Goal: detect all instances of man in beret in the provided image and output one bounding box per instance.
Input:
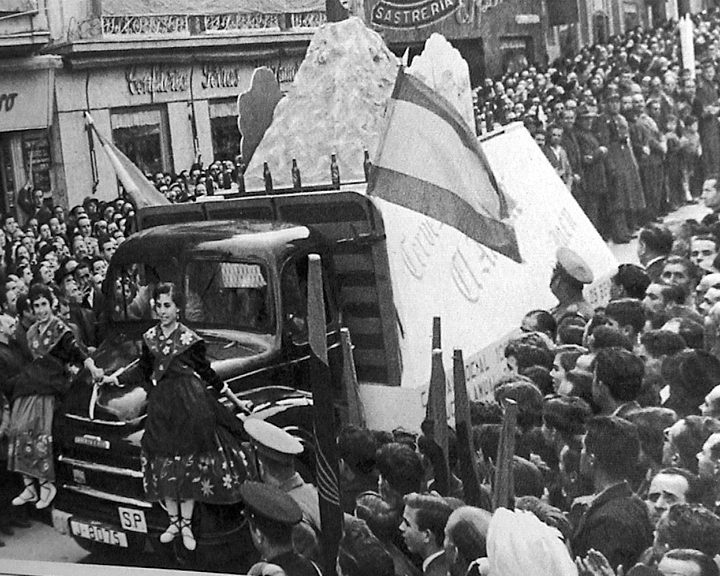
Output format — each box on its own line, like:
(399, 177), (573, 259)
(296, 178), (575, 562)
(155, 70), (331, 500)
(550, 247), (595, 322)
(241, 482), (321, 576)
(244, 419), (321, 562)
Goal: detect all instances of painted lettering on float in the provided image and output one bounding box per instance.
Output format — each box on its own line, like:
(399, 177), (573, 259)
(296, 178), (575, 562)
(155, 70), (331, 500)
(371, 0), (457, 29)
(0, 93), (18, 113)
(399, 218), (442, 279)
(451, 240), (499, 302)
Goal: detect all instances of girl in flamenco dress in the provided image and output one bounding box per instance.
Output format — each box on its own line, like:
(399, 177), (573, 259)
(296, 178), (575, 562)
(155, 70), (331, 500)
(105, 281), (246, 550)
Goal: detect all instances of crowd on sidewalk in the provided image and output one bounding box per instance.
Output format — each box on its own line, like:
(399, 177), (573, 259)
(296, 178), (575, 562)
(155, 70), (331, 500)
(223, 212), (720, 576)
(474, 10), (720, 246)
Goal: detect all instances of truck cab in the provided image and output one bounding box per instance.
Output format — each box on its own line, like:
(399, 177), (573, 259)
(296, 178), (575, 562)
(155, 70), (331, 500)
(52, 217), (343, 569)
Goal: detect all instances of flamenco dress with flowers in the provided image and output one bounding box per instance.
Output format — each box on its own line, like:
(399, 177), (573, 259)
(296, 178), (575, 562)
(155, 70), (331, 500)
(119, 323), (246, 503)
(7, 317), (87, 482)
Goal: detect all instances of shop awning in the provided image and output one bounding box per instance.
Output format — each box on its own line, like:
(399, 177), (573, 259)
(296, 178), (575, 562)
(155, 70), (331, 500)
(101, 0), (324, 15)
(0, 68), (54, 133)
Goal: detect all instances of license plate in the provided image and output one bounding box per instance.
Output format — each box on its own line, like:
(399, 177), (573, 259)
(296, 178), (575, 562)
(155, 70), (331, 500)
(118, 507), (147, 533)
(74, 435), (110, 450)
(70, 519), (128, 547)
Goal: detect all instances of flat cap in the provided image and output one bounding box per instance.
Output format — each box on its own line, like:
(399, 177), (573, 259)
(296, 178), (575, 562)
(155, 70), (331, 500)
(240, 482), (302, 526)
(556, 247), (594, 284)
(244, 418), (303, 464)
(576, 104), (598, 118)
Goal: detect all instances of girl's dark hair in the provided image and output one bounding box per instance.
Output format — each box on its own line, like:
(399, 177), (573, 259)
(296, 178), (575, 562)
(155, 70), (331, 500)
(153, 281), (183, 309)
(28, 282), (54, 305)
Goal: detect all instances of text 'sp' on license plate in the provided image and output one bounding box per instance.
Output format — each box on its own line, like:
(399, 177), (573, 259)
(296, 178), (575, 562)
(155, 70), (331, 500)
(70, 519), (128, 547)
(118, 507), (147, 533)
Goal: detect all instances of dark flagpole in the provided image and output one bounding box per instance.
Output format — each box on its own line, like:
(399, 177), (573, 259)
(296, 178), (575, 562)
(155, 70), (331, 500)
(425, 317), (449, 490)
(307, 254), (342, 576)
(492, 398), (517, 511)
(453, 349), (490, 509)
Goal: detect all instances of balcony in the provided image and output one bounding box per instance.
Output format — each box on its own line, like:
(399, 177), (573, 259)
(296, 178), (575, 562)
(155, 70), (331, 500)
(59, 0), (324, 44)
(98, 11), (327, 37)
(0, 0), (51, 55)
(52, 0), (326, 66)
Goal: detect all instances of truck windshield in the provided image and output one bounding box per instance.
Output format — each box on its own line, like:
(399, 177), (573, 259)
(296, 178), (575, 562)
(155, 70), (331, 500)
(110, 258), (272, 333)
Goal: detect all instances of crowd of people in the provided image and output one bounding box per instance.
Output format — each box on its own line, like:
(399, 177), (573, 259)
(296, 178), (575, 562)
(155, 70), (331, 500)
(230, 211), (720, 576)
(0, 192), (135, 541)
(5, 9), (720, 576)
(474, 10), (720, 246)
(144, 157), (246, 202)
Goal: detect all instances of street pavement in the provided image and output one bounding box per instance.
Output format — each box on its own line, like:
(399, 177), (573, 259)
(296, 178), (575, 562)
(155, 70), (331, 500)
(609, 200), (710, 264)
(0, 511), (86, 564)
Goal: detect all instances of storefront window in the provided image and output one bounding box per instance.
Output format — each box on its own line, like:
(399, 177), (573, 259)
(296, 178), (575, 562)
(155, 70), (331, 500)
(0, 138), (16, 215)
(623, 1), (639, 30)
(22, 131), (52, 192)
(500, 37), (531, 75)
(209, 100), (241, 163)
(111, 107), (172, 176)
(593, 12), (609, 43)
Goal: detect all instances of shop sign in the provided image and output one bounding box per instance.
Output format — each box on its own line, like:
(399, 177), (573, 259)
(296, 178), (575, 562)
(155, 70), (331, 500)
(515, 13), (540, 23)
(201, 59), (301, 91)
(371, 0), (458, 29)
(0, 69), (53, 132)
(500, 38), (527, 49)
(126, 65), (190, 96)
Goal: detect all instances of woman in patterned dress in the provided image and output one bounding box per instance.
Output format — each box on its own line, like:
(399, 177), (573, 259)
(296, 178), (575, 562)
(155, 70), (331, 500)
(105, 281), (246, 551)
(7, 283), (105, 509)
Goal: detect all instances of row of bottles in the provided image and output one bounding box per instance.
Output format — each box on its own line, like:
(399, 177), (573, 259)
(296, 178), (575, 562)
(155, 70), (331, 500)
(260, 151), (373, 193)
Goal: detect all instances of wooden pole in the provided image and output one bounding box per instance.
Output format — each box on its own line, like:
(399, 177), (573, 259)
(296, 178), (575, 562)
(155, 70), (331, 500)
(307, 254), (341, 576)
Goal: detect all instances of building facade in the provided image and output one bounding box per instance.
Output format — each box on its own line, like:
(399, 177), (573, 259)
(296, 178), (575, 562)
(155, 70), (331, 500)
(546, 0), (653, 64)
(0, 0), (56, 217)
(361, 0), (546, 80)
(1, 0), (323, 211)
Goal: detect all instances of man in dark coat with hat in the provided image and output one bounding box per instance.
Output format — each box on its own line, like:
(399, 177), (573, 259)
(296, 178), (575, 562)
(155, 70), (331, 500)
(576, 104), (609, 235)
(244, 419), (322, 563)
(241, 482), (322, 576)
(594, 87), (646, 243)
(694, 59), (720, 180)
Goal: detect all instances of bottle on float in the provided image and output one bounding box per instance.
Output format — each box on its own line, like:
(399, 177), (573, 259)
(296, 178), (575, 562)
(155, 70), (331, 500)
(330, 154), (340, 189)
(291, 159), (302, 191)
(263, 162), (273, 193)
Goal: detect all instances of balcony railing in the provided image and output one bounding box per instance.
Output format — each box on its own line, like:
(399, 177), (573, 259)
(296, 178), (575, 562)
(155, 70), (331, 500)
(63, 11), (326, 42)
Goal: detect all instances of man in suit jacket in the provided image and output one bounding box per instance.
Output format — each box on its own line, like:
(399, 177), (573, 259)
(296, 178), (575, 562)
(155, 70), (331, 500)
(400, 493), (452, 576)
(638, 224), (673, 283)
(571, 416), (653, 571)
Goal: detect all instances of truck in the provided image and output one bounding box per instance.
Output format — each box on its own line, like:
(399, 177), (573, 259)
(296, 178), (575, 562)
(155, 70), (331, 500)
(51, 188), (402, 569)
(51, 123), (618, 569)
